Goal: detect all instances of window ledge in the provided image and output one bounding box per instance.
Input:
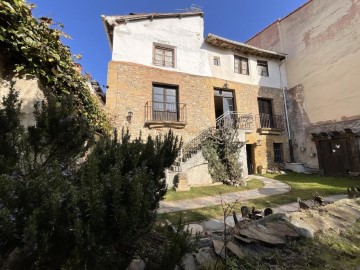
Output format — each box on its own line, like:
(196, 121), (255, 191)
(145, 121), (187, 129)
(257, 128), (283, 135)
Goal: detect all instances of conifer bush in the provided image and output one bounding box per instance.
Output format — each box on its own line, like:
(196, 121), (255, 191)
(0, 90), (187, 269)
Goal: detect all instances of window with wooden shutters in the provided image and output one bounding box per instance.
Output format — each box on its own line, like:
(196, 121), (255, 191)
(257, 60), (269, 76)
(153, 45), (175, 67)
(234, 56), (249, 75)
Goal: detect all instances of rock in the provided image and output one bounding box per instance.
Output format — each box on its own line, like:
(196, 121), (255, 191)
(257, 213), (287, 223)
(198, 238), (213, 248)
(288, 218), (315, 238)
(234, 234), (253, 243)
(263, 222), (300, 239)
(202, 219), (225, 231)
(226, 241), (245, 258)
(185, 223), (204, 235)
(194, 247), (216, 265)
(325, 207), (357, 223)
(238, 225), (285, 245)
(212, 240), (225, 258)
(180, 254), (196, 270)
(127, 259), (145, 270)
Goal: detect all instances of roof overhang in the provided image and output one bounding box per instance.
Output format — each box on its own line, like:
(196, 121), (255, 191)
(101, 12), (204, 51)
(205, 33), (286, 61)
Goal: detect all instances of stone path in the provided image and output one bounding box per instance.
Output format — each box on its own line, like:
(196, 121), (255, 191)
(159, 175), (290, 214)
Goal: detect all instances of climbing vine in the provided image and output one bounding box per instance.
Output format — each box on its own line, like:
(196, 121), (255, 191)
(0, 0), (109, 132)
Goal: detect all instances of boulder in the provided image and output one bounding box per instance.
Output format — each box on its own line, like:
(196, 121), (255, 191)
(212, 240), (225, 258)
(180, 254), (196, 270)
(226, 241), (245, 258)
(184, 223), (204, 235)
(238, 225), (285, 245)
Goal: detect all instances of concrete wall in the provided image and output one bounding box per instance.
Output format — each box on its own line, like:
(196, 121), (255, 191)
(111, 15), (284, 89)
(247, 0), (360, 169)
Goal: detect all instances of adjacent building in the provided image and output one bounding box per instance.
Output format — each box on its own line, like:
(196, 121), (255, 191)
(102, 12), (290, 185)
(247, 0), (360, 175)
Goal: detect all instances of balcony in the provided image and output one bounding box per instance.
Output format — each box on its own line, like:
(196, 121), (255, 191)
(216, 112), (254, 133)
(256, 113), (284, 135)
(144, 101), (187, 129)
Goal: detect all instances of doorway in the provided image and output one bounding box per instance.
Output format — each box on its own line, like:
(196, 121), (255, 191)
(214, 89), (235, 119)
(246, 144), (254, 175)
(318, 138), (352, 175)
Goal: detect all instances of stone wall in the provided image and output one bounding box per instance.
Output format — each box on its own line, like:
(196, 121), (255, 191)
(0, 55), (44, 127)
(106, 61), (290, 172)
(285, 84), (319, 168)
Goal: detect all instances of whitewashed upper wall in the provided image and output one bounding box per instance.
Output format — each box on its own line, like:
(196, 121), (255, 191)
(111, 16), (284, 89)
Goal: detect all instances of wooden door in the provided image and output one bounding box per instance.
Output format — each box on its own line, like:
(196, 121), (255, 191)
(319, 138), (351, 175)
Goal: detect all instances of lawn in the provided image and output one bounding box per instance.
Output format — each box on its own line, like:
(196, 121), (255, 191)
(164, 178), (263, 201)
(159, 172), (360, 224)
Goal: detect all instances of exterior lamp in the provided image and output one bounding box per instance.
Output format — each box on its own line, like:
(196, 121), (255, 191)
(126, 111), (133, 123)
(256, 139), (262, 146)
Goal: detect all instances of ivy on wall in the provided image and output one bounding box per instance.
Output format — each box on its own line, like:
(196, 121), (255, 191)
(0, 0), (109, 133)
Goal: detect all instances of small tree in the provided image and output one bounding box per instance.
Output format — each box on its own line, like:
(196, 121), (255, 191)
(202, 124), (246, 186)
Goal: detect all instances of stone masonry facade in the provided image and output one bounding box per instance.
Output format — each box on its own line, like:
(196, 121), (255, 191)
(106, 61), (290, 174)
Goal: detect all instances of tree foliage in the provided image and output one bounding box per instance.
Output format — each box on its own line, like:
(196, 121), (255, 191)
(0, 0), (109, 132)
(202, 125), (245, 186)
(0, 90), (186, 269)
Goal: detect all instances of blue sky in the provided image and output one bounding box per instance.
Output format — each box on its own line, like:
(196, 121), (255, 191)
(29, 0), (308, 91)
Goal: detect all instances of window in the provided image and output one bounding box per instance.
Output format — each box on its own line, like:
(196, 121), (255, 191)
(153, 45), (175, 67)
(152, 84), (178, 121)
(273, 143), (283, 163)
(257, 60), (269, 76)
(214, 56), (220, 66)
(258, 98), (274, 128)
(234, 56), (249, 75)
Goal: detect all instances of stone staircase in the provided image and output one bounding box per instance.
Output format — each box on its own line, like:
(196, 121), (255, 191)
(167, 112), (254, 188)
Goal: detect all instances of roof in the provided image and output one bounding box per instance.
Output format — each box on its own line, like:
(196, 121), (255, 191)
(101, 11), (204, 50)
(205, 34), (286, 60)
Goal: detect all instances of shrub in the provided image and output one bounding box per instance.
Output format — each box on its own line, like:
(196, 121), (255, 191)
(0, 90), (186, 269)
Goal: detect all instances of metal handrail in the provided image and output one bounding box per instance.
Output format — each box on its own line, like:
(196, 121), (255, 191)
(177, 111), (253, 168)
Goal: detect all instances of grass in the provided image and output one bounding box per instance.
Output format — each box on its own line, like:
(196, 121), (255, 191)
(159, 172), (360, 224)
(164, 178), (263, 201)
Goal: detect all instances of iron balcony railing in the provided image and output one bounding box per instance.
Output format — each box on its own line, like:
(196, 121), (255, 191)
(144, 101), (187, 122)
(216, 111), (254, 131)
(256, 113), (284, 130)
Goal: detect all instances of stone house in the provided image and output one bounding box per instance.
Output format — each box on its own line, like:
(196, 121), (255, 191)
(102, 12), (290, 186)
(247, 0), (360, 175)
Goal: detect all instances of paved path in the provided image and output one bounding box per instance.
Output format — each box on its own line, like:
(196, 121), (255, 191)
(159, 175), (290, 213)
